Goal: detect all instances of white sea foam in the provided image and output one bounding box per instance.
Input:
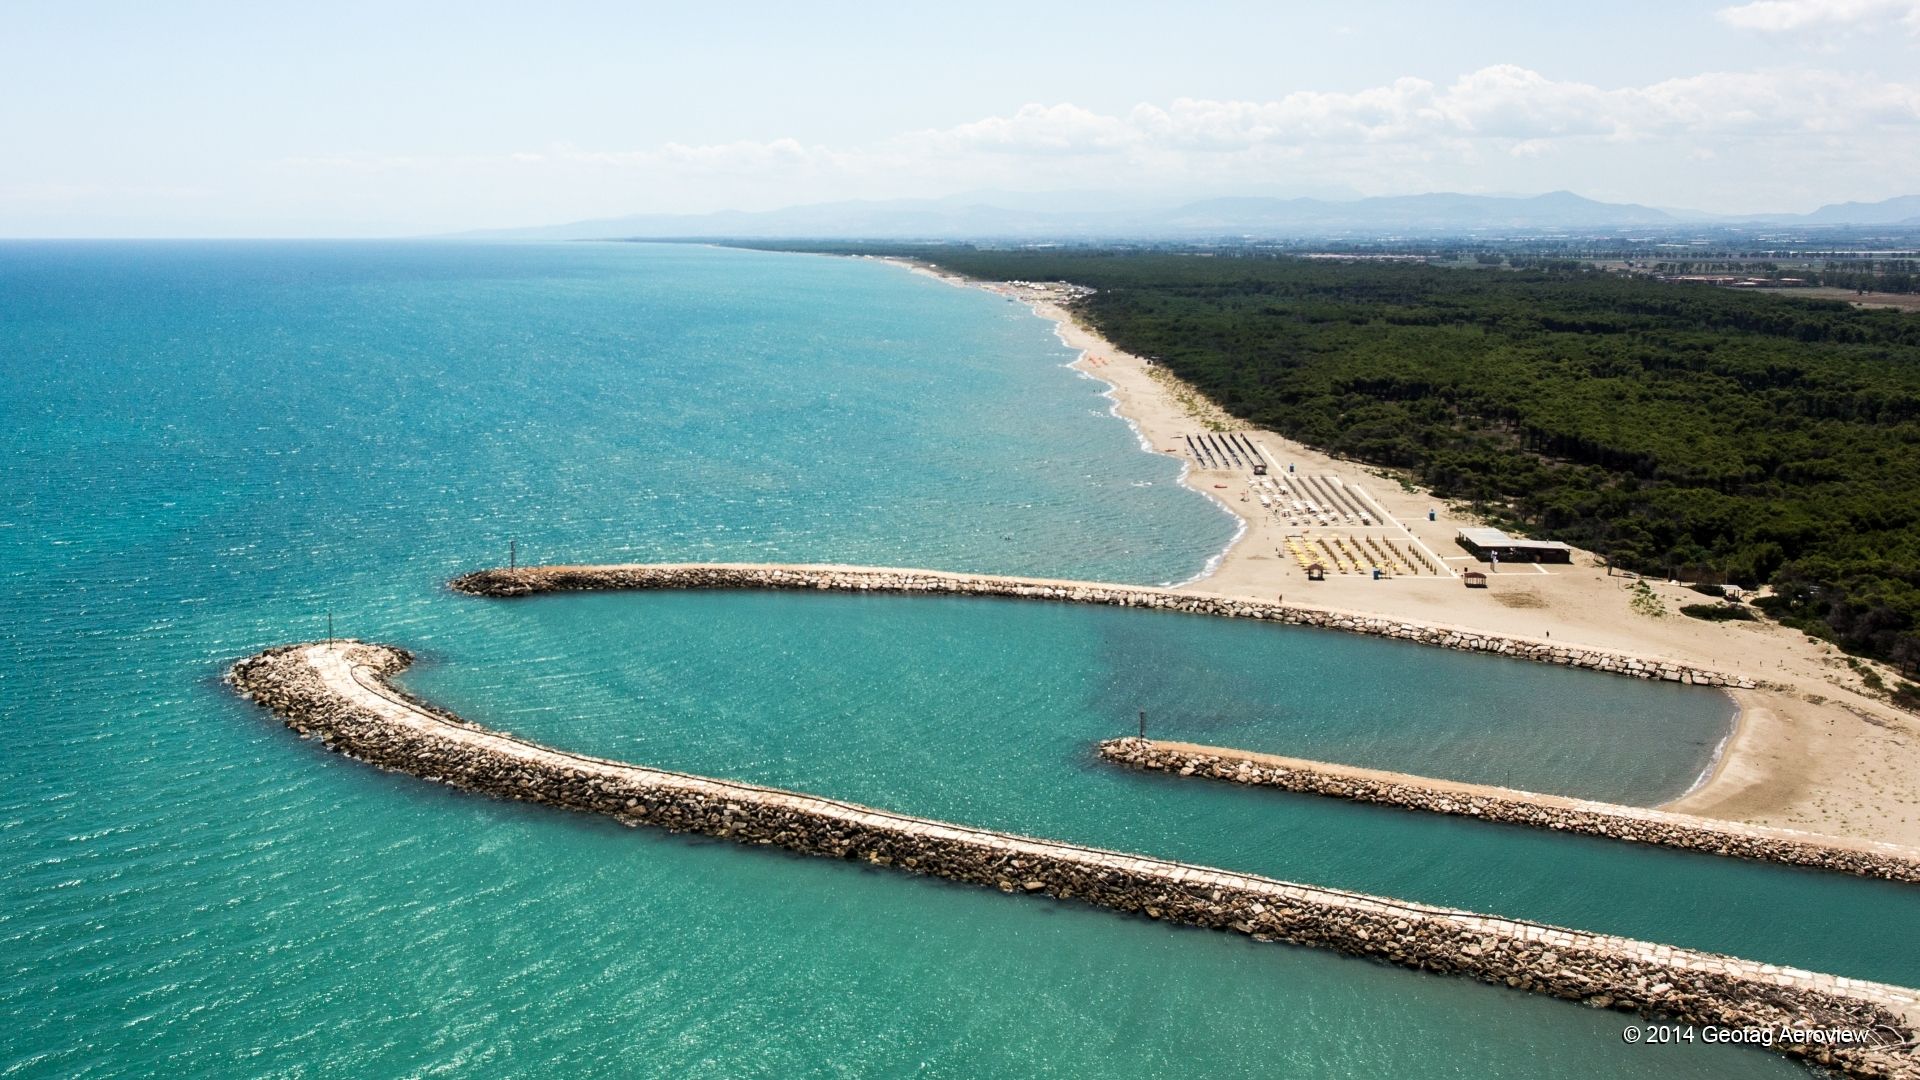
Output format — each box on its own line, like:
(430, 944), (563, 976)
(1037, 304), (1246, 588)
(1676, 693), (1744, 803)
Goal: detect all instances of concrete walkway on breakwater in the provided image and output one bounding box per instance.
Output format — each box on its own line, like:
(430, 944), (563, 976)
(232, 641), (1919, 1078)
(449, 563), (1767, 691)
(1098, 739), (1920, 884)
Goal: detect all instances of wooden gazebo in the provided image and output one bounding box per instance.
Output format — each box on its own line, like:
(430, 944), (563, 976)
(1306, 563), (1327, 581)
(1463, 570), (1488, 588)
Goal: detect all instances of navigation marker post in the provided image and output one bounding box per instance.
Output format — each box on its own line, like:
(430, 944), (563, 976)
(509, 538), (517, 571)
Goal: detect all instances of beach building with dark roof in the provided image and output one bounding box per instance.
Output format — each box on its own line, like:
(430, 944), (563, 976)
(1455, 527), (1573, 564)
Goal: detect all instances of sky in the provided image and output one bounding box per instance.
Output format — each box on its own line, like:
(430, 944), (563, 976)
(3, 0), (1919, 236)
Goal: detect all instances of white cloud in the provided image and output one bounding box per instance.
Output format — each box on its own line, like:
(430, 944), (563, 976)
(260, 65), (1920, 221)
(1716, 0), (1920, 32)
(884, 65), (1920, 157)
(925, 104), (1137, 154)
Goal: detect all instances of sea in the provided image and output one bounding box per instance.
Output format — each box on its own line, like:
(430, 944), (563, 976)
(2, 240), (1910, 1078)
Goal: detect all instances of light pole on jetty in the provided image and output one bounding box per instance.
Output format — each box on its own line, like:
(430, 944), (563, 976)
(326, 611), (333, 651)
(1138, 710), (1147, 740)
(509, 538), (516, 571)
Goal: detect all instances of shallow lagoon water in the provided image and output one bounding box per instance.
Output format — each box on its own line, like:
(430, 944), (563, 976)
(1, 241), (1896, 1077)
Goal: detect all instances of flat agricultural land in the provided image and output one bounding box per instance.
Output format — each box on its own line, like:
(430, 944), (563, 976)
(1753, 286), (1920, 312)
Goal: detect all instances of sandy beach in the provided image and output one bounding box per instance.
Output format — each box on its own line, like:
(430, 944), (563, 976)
(883, 259), (1920, 847)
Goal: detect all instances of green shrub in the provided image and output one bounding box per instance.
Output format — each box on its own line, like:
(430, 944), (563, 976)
(1680, 603), (1757, 622)
(1895, 682), (1920, 712)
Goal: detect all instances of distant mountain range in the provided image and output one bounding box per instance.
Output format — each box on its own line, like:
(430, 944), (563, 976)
(460, 191), (1920, 241)
(1781, 194), (1920, 226)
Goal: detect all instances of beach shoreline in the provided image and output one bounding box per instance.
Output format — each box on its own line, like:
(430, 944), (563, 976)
(1679, 694), (1744, 802)
(867, 255), (1919, 848)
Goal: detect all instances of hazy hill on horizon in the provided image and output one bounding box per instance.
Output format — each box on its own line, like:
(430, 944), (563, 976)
(1786, 194), (1920, 226)
(459, 191), (1920, 241)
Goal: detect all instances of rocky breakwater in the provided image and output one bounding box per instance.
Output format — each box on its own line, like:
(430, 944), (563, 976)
(1100, 739), (1920, 885)
(449, 563), (1765, 690)
(231, 640), (1918, 1077)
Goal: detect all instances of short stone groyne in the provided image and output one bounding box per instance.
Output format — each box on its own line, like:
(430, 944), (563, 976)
(1099, 739), (1920, 885)
(231, 640), (1917, 1078)
(450, 563), (1766, 690)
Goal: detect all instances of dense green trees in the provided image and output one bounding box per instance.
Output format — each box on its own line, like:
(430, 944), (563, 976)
(913, 250), (1920, 673)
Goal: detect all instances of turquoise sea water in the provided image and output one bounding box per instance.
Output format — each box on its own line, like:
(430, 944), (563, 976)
(1, 241), (1905, 1078)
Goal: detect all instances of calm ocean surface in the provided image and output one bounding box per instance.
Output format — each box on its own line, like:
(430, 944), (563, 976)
(2, 241), (1906, 1077)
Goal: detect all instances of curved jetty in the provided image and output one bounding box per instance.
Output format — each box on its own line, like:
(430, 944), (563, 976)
(1098, 739), (1920, 884)
(231, 640), (1918, 1077)
(450, 563), (1766, 689)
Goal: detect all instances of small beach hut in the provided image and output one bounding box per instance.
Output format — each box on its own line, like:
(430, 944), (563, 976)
(1463, 570), (1488, 588)
(1306, 563), (1327, 581)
